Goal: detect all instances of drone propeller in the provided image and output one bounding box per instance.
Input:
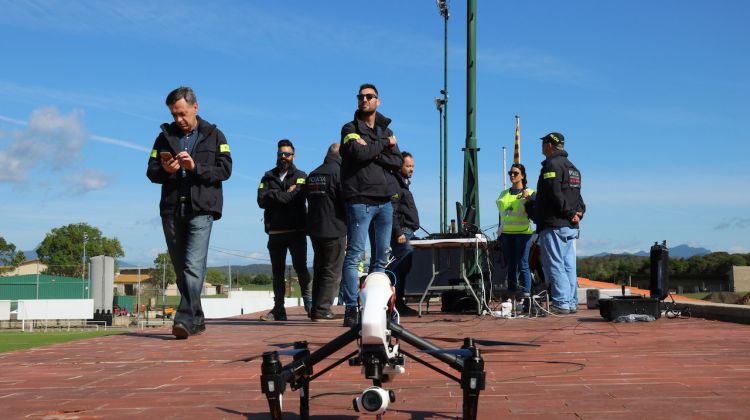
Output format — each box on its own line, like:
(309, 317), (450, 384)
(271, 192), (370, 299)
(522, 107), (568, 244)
(230, 348), (308, 364)
(426, 336), (539, 347)
(418, 347), (523, 357)
(419, 348), (475, 358)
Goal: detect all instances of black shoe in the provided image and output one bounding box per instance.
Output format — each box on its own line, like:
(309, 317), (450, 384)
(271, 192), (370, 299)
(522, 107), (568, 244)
(172, 322), (191, 339)
(192, 323), (206, 335)
(311, 312), (336, 322)
(343, 307), (358, 327)
(395, 303), (418, 317)
(260, 310), (287, 322)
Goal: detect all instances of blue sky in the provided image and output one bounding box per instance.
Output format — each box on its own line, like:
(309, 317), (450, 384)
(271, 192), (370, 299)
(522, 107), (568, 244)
(1, 0), (748, 267)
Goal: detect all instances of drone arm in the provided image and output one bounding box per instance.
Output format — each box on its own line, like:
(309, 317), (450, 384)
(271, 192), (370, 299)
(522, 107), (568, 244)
(389, 321), (464, 371)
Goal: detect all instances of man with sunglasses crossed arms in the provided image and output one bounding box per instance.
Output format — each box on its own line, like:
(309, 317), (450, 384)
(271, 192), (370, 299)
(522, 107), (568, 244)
(339, 83), (403, 327)
(257, 139), (312, 321)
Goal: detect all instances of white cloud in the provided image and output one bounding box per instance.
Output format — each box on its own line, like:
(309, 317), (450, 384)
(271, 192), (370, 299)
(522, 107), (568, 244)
(0, 106), (86, 182)
(64, 169), (114, 195)
(715, 217), (750, 231)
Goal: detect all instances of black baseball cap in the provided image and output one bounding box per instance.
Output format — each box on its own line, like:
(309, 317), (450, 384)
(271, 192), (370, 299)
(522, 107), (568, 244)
(540, 132), (565, 145)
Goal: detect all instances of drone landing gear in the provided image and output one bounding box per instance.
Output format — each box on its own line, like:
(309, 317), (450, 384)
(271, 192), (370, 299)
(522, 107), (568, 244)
(259, 322), (486, 419)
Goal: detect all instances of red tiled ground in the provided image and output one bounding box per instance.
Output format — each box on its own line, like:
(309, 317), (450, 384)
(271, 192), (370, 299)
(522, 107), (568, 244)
(1, 306), (749, 419)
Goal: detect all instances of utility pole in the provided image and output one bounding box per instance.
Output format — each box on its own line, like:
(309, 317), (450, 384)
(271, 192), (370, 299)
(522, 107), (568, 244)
(462, 0), (479, 228)
(161, 254), (166, 305)
(228, 264), (232, 296)
(437, 0), (450, 233)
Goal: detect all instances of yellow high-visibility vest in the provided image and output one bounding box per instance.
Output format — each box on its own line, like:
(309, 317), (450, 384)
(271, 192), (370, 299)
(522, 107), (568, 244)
(495, 188), (535, 235)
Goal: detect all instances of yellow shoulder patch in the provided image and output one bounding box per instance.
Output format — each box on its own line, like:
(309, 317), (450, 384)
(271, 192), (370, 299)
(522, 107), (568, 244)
(296, 178), (306, 185)
(543, 172), (557, 179)
(220, 144), (230, 153)
(258, 182), (264, 189)
(343, 133), (361, 144)
(150, 149), (157, 158)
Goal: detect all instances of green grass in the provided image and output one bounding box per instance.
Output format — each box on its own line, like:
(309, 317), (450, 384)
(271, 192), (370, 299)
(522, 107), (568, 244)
(0, 330), (125, 353)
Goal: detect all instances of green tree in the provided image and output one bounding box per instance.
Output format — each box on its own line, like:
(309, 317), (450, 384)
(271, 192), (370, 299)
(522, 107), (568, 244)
(251, 273), (272, 285)
(0, 236), (26, 273)
(36, 223), (124, 277)
(150, 252), (176, 286)
(205, 267), (228, 285)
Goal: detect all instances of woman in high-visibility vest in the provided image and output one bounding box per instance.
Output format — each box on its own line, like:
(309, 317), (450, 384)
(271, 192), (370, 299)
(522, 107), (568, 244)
(496, 163), (535, 296)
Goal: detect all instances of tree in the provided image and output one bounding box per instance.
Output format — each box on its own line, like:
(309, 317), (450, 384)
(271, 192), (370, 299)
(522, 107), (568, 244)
(205, 267), (227, 285)
(36, 223), (124, 277)
(150, 252), (176, 286)
(0, 236), (26, 273)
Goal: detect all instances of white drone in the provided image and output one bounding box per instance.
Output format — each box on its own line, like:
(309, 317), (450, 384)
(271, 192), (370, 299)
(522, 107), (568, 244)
(259, 271), (536, 419)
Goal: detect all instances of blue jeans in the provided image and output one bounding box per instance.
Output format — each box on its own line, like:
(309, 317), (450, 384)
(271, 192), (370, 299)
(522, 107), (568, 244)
(162, 214), (214, 329)
(391, 227), (415, 299)
(539, 227), (578, 310)
(342, 202), (393, 308)
(500, 233), (532, 294)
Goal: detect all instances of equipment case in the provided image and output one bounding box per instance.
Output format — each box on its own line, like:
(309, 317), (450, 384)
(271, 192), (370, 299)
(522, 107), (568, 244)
(599, 296), (661, 321)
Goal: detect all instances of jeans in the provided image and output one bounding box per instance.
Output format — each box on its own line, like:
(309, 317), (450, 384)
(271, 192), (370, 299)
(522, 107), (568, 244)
(391, 227), (415, 301)
(311, 236), (346, 317)
(539, 227), (578, 310)
(501, 233), (533, 294)
(342, 202), (393, 308)
(162, 213), (214, 330)
(267, 231), (311, 309)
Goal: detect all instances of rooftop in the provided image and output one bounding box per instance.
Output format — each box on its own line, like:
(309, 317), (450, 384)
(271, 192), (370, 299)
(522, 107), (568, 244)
(1, 303), (749, 419)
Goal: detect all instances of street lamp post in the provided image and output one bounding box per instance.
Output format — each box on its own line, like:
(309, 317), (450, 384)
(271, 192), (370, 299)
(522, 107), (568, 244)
(82, 232), (88, 298)
(437, 0), (449, 233)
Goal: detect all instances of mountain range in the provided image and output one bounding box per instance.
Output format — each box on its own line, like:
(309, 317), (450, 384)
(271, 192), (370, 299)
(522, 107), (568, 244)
(590, 244), (711, 259)
(23, 243), (713, 271)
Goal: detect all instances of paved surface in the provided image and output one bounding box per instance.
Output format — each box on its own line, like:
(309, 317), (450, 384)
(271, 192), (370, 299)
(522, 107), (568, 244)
(1, 306), (750, 419)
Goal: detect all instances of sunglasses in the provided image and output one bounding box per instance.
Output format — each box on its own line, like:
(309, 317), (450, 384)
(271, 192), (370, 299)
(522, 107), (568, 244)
(277, 151), (294, 158)
(356, 93), (378, 101)
(508, 171), (521, 177)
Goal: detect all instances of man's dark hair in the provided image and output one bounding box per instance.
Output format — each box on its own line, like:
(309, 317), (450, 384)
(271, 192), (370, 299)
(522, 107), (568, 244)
(359, 83), (378, 95)
(277, 139), (295, 152)
(401, 151), (413, 159)
(165, 87), (197, 106)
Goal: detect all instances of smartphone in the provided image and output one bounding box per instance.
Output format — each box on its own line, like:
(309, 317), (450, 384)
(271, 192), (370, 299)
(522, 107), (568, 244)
(159, 151), (173, 161)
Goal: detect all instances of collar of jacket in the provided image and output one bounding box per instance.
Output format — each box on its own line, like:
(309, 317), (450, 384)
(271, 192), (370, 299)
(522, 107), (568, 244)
(160, 116), (217, 153)
(396, 173), (410, 189)
(323, 155), (342, 166)
(353, 110), (391, 131)
(267, 162), (298, 178)
(542, 149), (569, 165)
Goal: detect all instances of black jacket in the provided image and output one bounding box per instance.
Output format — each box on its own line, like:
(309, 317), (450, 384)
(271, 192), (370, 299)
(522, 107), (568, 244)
(340, 111), (403, 203)
(146, 116), (232, 219)
(392, 174), (420, 240)
(305, 155), (347, 239)
(533, 150), (586, 231)
(257, 163), (307, 233)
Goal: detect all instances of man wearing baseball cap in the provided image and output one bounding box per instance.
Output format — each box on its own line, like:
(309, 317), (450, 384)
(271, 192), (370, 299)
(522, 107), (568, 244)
(532, 132), (586, 314)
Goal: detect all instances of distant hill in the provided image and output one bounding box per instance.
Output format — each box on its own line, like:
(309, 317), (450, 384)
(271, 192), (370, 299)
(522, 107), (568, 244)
(669, 244), (711, 258)
(214, 264), (274, 276)
(588, 244), (710, 259)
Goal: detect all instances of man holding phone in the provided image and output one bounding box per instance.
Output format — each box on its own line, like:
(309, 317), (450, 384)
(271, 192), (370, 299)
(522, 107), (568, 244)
(147, 86), (232, 339)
